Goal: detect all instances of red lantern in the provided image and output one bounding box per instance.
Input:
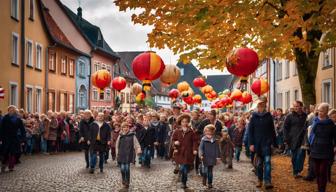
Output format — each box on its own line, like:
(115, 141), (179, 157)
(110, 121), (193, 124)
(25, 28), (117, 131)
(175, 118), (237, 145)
(251, 78), (269, 96)
(112, 77), (126, 91)
(222, 96), (233, 106)
(168, 89), (180, 99)
(230, 89), (243, 101)
(216, 100), (225, 108)
(132, 52), (165, 91)
(240, 91), (252, 104)
(183, 96), (194, 105)
(193, 77), (207, 88)
(91, 69), (112, 90)
(211, 103), (218, 109)
(193, 94), (202, 104)
(226, 48), (259, 77)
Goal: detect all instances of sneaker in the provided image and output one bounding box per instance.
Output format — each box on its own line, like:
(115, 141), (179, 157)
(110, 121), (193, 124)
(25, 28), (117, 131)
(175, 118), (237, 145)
(181, 183), (187, 189)
(256, 180), (262, 188)
(208, 184), (213, 189)
(173, 169), (179, 174)
(100, 169), (103, 173)
(202, 177), (207, 186)
(89, 168), (94, 174)
(294, 174), (302, 179)
(86, 165), (89, 169)
(227, 165), (233, 169)
(264, 182), (273, 189)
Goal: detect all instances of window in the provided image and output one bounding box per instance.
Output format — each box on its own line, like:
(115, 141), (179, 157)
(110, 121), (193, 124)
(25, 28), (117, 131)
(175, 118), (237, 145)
(285, 60), (290, 79)
(49, 50), (56, 72)
(285, 91), (290, 111)
(9, 82), (18, 106)
(106, 65), (111, 73)
(293, 63), (298, 76)
(11, 0), (19, 20)
(101, 64), (106, 70)
(48, 91), (56, 111)
(59, 92), (67, 112)
(26, 86), (33, 113)
(69, 94), (74, 113)
(78, 61), (85, 77)
(294, 89), (299, 101)
(92, 88), (98, 101)
(69, 58), (75, 77)
(126, 93), (130, 104)
(94, 62), (100, 72)
(322, 79), (332, 104)
(35, 88), (42, 113)
(27, 40), (33, 67)
(180, 68), (184, 76)
(105, 89), (111, 101)
(61, 56), (67, 75)
(323, 49), (331, 68)
(12, 33), (19, 65)
(36, 44), (42, 69)
(29, 0), (34, 20)
(79, 85), (87, 107)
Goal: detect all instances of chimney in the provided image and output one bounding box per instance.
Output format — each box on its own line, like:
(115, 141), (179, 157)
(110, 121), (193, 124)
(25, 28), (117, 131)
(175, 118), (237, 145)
(77, 7), (82, 19)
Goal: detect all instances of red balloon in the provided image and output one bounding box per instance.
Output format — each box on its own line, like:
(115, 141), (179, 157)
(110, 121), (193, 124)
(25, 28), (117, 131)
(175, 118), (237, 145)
(112, 77), (126, 91)
(240, 91), (252, 104)
(168, 89), (180, 99)
(132, 52), (165, 81)
(226, 48), (259, 77)
(193, 77), (207, 88)
(183, 96), (194, 105)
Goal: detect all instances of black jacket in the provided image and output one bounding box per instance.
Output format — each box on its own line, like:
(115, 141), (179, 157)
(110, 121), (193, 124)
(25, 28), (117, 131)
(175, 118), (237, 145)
(138, 126), (156, 149)
(88, 122), (111, 146)
(248, 112), (276, 156)
(79, 117), (94, 141)
(283, 112), (307, 150)
(310, 118), (336, 160)
(117, 132), (136, 164)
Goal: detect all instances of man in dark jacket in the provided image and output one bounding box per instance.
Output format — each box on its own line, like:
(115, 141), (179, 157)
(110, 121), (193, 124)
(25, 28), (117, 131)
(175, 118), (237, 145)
(79, 110), (94, 168)
(138, 116), (156, 168)
(0, 106), (26, 172)
(197, 110), (222, 137)
(88, 113), (111, 173)
(283, 101), (307, 178)
(248, 97), (276, 189)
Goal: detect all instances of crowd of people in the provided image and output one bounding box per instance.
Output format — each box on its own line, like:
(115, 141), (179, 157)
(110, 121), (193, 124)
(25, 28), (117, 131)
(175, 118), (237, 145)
(0, 97), (336, 191)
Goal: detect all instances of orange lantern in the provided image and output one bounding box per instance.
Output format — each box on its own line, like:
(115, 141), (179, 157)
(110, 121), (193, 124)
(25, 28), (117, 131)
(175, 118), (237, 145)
(240, 91), (252, 104)
(160, 64), (180, 86)
(177, 81), (190, 92)
(193, 94), (202, 104)
(131, 83), (142, 95)
(132, 51), (165, 91)
(112, 77), (126, 91)
(201, 85), (213, 94)
(91, 69), (112, 98)
(251, 78), (269, 96)
(230, 89), (243, 101)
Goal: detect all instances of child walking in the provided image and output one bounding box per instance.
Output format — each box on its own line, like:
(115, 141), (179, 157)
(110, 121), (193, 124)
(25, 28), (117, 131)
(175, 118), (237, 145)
(220, 128), (234, 169)
(232, 118), (246, 162)
(172, 113), (198, 189)
(116, 122), (142, 188)
(199, 124), (221, 189)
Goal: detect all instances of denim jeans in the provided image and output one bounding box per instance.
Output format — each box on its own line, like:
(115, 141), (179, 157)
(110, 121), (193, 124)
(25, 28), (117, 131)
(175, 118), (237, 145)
(291, 148), (306, 175)
(40, 137), (47, 153)
(234, 147), (242, 161)
(119, 163), (130, 184)
(204, 166), (214, 184)
(26, 137), (34, 154)
(141, 147), (152, 167)
(90, 151), (104, 170)
(180, 164), (189, 184)
(257, 155), (272, 183)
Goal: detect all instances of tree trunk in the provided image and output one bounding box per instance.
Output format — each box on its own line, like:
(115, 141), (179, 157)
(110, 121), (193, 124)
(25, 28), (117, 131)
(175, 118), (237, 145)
(294, 49), (318, 107)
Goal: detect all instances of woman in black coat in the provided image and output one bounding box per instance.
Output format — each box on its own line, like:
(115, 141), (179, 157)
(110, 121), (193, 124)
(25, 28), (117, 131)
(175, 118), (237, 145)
(88, 113), (111, 173)
(308, 103), (336, 192)
(0, 106), (26, 172)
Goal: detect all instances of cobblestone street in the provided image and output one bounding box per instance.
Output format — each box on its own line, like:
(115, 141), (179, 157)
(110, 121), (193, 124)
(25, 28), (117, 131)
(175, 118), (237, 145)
(0, 152), (258, 192)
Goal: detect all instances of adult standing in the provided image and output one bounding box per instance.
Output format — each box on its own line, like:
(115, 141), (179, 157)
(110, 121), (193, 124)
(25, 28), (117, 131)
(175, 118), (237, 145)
(0, 106), (26, 172)
(197, 110), (223, 137)
(88, 113), (111, 173)
(283, 101), (307, 178)
(79, 110), (94, 168)
(308, 103), (336, 192)
(39, 114), (50, 154)
(248, 97), (276, 189)
(48, 113), (58, 154)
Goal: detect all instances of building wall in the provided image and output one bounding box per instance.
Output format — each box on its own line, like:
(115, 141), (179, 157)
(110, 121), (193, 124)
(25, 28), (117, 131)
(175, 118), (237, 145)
(119, 81), (132, 113)
(75, 56), (90, 111)
(315, 48), (335, 108)
(47, 46), (78, 113)
(154, 95), (170, 109)
(275, 59), (302, 112)
(90, 53), (115, 111)
(0, 0), (50, 113)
